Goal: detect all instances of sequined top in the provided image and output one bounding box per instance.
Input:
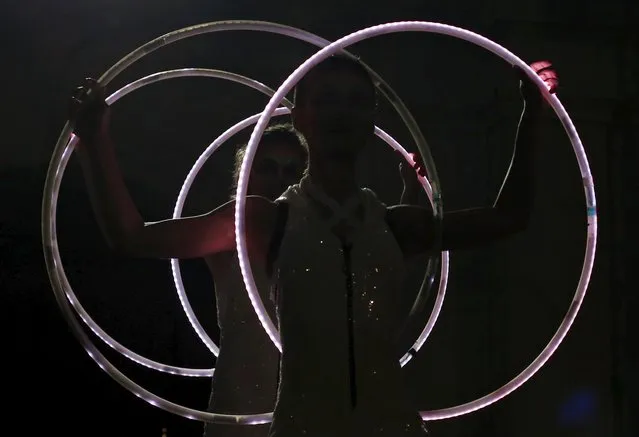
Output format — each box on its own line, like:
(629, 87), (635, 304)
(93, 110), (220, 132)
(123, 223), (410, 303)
(269, 178), (428, 437)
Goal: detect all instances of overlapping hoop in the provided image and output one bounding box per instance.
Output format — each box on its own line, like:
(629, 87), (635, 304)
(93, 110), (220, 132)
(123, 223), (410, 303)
(54, 68), (295, 379)
(42, 21), (445, 423)
(236, 21), (597, 421)
(97, 20), (445, 321)
(52, 65), (448, 395)
(170, 81), (449, 365)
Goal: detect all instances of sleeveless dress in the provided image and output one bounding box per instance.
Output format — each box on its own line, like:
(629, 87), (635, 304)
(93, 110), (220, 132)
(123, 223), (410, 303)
(203, 251), (280, 437)
(269, 177), (428, 437)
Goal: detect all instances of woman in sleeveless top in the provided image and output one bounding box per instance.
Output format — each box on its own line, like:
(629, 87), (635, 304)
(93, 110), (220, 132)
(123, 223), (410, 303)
(270, 180), (428, 437)
(201, 125), (307, 437)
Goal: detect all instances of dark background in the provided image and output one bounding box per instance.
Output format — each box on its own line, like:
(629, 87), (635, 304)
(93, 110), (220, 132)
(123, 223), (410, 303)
(2, 0), (637, 436)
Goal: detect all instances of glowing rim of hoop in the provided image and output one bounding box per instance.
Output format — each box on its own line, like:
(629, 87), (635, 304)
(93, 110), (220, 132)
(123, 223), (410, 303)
(42, 21), (442, 422)
(237, 20), (597, 421)
(55, 68), (297, 378)
(98, 20), (445, 322)
(57, 67), (448, 379)
(170, 73), (449, 365)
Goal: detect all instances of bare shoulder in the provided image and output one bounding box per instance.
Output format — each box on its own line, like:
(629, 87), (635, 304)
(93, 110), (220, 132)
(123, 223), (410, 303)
(203, 195), (277, 221)
(245, 195), (279, 225)
(385, 204), (436, 257)
(236, 195), (279, 258)
(386, 204), (420, 233)
(173, 195), (278, 259)
(386, 204), (430, 223)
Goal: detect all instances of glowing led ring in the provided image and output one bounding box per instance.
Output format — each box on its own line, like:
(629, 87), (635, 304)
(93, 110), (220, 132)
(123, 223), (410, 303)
(173, 94), (450, 365)
(94, 69), (448, 369)
(45, 111), (288, 424)
(56, 68), (299, 379)
(44, 80), (442, 420)
(238, 21), (597, 421)
(42, 21), (443, 423)
(99, 20), (444, 315)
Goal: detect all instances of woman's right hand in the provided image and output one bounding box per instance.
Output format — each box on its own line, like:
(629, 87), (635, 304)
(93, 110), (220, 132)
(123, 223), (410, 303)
(68, 77), (110, 144)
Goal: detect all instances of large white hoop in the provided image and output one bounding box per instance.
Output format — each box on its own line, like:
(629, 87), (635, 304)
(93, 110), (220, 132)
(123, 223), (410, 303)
(237, 21), (597, 421)
(42, 21), (444, 423)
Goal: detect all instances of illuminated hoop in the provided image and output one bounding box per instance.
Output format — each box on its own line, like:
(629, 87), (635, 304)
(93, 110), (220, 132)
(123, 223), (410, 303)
(42, 22), (444, 422)
(171, 86), (448, 366)
(53, 65), (446, 380)
(237, 21), (597, 421)
(51, 68), (296, 379)
(173, 94), (450, 365)
(100, 20), (445, 322)
(66, 67), (446, 376)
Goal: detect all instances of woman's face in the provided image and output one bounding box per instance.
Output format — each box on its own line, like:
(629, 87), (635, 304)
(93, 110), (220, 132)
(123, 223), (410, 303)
(249, 141), (306, 200)
(293, 69), (376, 157)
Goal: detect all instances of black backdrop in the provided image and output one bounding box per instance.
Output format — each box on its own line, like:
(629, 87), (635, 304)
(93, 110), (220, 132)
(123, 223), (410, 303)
(2, 1), (637, 436)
